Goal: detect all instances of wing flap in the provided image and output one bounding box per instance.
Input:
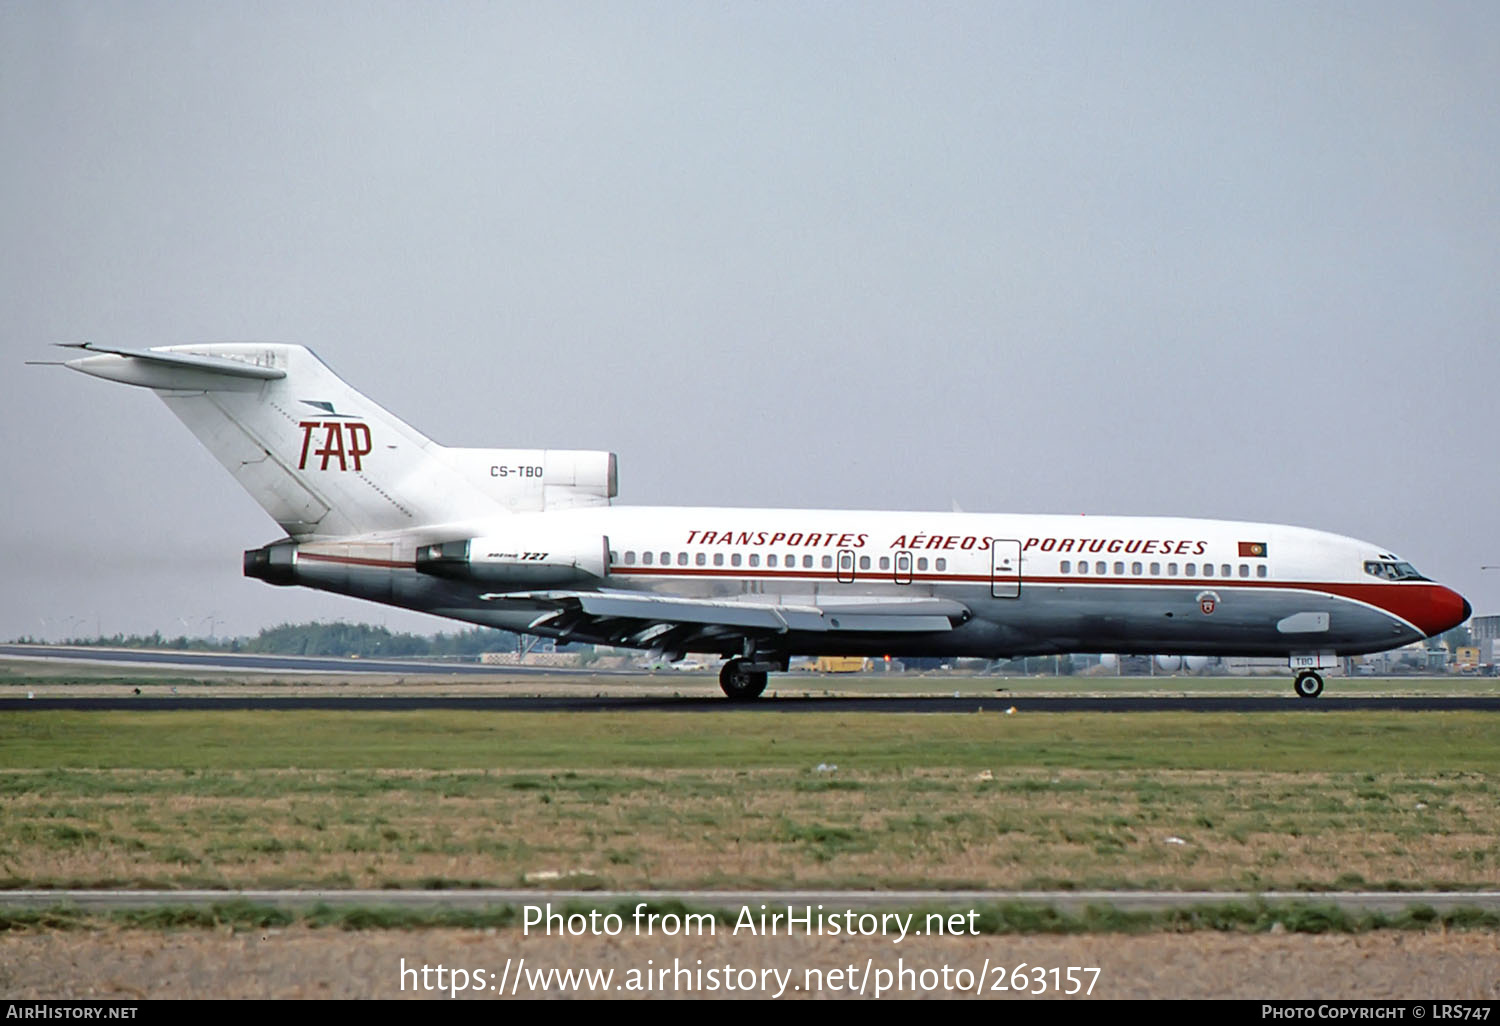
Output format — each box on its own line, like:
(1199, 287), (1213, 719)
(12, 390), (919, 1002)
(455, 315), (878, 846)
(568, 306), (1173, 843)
(491, 590), (967, 634)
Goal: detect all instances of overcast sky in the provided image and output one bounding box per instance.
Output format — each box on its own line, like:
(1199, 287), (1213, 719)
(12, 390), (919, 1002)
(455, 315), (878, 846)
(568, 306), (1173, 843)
(3, 1), (1497, 640)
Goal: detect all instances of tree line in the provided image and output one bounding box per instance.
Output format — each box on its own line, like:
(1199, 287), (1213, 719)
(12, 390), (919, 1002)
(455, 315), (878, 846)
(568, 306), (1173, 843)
(13, 621), (521, 658)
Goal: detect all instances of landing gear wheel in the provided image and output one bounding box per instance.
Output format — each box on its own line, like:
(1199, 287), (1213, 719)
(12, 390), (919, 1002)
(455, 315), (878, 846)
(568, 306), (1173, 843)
(719, 658), (768, 701)
(1294, 670), (1324, 699)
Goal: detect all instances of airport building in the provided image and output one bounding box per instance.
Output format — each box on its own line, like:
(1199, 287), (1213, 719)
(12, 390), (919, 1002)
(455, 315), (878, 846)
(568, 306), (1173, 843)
(1470, 614), (1500, 665)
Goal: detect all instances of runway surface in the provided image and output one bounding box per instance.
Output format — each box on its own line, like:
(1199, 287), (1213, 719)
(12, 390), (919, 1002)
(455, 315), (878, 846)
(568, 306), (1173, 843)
(0, 643), (612, 676)
(6, 694), (1500, 712)
(4, 888), (1497, 914)
(6, 643), (1499, 712)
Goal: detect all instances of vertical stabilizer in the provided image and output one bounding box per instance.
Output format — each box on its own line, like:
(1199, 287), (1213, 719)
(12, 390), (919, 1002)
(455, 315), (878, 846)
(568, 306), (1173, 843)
(63, 343), (497, 538)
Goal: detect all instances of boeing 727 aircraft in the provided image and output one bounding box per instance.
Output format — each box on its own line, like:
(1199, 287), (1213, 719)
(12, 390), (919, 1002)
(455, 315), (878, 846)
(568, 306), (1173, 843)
(55, 342), (1471, 699)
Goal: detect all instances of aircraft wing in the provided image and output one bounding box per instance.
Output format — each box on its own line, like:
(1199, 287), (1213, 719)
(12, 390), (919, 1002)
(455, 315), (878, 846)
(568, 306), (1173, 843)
(481, 589), (969, 652)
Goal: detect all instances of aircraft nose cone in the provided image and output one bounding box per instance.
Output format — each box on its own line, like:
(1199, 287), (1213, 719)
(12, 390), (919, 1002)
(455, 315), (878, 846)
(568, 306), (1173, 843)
(1429, 586), (1471, 637)
(1384, 584), (1471, 638)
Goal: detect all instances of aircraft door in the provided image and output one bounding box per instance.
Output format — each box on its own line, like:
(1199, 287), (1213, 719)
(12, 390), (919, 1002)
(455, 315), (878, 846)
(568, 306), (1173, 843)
(894, 550), (913, 585)
(991, 539), (1021, 598)
(836, 549), (856, 584)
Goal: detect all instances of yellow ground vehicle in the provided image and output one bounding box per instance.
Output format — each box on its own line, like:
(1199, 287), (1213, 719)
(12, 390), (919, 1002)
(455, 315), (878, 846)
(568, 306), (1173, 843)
(813, 656), (871, 673)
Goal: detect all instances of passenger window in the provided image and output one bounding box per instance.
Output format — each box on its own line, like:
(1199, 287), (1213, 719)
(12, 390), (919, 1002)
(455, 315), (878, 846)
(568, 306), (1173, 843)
(677, 552), (688, 566)
(731, 553), (742, 567)
(822, 555), (833, 569)
(860, 556), (871, 570)
(749, 554), (760, 567)
(609, 550), (618, 563)
(1221, 564), (1231, 577)
(1060, 560), (1071, 574)
(696, 552), (706, 566)
(1150, 562), (1161, 575)
(1203, 564), (1214, 577)
(660, 552), (670, 565)
(714, 553), (724, 567)
(1167, 562), (1178, 576)
(643, 552), (653, 566)
(1238, 564), (1249, 578)
(917, 557), (928, 571)
(1257, 565), (1268, 578)
(935, 558), (946, 571)
(1185, 564), (1196, 577)
(802, 555), (813, 569)
(880, 557), (891, 570)
(1095, 561), (1107, 575)
(1131, 562), (1142, 575)
(786, 553), (795, 567)
(625, 551), (636, 564)
(767, 555), (778, 568)
(1114, 561), (1125, 574)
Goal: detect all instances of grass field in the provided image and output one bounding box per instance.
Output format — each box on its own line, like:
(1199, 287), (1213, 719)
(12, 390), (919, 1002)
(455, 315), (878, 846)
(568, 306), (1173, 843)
(3, 707), (1497, 893)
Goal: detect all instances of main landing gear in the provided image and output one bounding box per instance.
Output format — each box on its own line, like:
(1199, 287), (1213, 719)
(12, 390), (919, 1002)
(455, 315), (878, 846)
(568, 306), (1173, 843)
(719, 658), (769, 701)
(1293, 670), (1325, 699)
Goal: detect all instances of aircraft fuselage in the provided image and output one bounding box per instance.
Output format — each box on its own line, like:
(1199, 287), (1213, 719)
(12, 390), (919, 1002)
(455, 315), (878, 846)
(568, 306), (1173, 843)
(249, 506), (1468, 662)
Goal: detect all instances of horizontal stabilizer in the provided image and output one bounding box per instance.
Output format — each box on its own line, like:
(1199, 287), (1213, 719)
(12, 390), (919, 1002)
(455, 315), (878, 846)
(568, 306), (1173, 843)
(58, 342), (286, 384)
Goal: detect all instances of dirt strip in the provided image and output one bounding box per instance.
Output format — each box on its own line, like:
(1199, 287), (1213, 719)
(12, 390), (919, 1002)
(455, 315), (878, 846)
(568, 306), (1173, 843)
(3, 927), (1498, 1000)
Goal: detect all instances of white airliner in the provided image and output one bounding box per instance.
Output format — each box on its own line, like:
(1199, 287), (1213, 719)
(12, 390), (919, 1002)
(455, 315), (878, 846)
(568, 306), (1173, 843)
(55, 342), (1470, 700)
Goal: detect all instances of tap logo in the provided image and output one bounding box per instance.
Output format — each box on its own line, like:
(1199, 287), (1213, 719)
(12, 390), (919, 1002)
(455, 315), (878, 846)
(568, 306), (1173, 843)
(1197, 590), (1220, 616)
(297, 420), (372, 471)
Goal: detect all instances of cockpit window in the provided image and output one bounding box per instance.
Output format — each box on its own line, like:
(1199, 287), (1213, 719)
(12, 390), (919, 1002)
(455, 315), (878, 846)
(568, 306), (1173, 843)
(1363, 560), (1427, 582)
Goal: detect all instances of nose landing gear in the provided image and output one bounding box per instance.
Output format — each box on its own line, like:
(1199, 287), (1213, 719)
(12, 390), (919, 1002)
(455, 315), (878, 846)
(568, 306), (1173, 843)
(1293, 669), (1324, 699)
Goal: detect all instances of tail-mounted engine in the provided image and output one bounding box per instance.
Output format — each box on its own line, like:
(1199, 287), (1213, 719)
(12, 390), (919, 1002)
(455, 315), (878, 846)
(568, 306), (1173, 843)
(243, 540), (298, 586)
(415, 532), (609, 589)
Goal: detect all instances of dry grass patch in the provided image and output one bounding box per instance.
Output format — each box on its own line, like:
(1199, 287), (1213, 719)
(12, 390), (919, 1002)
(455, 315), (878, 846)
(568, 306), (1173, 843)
(3, 767), (1498, 891)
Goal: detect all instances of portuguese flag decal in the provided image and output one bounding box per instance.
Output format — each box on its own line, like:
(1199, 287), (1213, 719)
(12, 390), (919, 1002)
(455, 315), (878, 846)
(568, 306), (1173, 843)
(1238, 541), (1269, 558)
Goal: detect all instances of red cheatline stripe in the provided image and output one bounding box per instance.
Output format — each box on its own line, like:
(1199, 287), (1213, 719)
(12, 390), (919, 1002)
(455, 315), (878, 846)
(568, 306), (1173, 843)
(606, 564), (1435, 601)
(292, 554), (1449, 630)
